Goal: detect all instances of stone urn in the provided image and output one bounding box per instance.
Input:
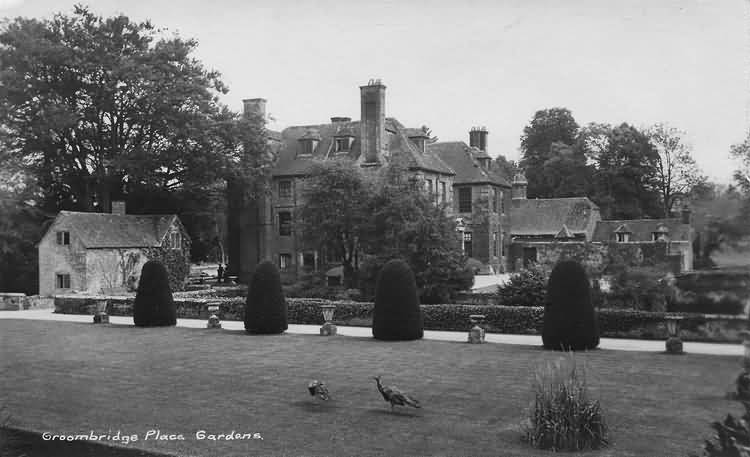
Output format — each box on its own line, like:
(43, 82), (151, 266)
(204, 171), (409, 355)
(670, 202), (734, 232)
(664, 315), (684, 354)
(206, 303), (221, 329)
(320, 304), (337, 336)
(93, 299), (109, 324)
(468, 314), (486, 344)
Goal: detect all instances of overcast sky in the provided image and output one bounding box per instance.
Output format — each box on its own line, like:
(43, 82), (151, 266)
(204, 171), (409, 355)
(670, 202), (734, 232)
(2, 0), (747, 184)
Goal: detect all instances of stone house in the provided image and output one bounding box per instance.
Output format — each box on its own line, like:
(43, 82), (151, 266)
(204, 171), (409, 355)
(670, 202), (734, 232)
(38, 202), (190, 296)
(231, 80), (513, 282)
(508, 174), (694, 274)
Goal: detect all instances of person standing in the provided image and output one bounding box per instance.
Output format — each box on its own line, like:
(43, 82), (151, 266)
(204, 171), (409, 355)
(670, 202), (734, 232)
(217, 264), (225, 283)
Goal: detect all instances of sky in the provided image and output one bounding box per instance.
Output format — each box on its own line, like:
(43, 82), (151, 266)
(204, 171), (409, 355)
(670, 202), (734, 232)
(1, 0), (748, 184)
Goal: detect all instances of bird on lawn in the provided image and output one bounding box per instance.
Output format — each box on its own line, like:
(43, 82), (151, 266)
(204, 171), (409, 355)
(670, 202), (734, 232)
(373, 375), (421, 411)
(308, 379), (330, 401)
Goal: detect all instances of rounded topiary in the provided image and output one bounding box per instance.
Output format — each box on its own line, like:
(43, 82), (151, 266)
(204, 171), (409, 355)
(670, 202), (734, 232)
(372, 259), (423, 341)
(542, 260), (599, 350)
(244, 260), (288, 334)
(133, 260), (176, 327)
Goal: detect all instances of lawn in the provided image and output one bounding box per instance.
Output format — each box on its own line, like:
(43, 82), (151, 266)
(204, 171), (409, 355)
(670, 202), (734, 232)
(0, 319), (741, 457)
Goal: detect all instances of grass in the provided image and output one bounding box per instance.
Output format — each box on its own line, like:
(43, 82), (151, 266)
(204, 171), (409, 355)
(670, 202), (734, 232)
(0, 319), (742, 457)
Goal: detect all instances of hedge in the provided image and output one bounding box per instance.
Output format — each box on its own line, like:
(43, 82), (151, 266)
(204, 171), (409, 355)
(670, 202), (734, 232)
(53, 295), (749, 343)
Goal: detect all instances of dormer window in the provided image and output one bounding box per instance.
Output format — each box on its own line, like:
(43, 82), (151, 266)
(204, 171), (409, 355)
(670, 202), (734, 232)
(298, 130), (321, 156)
(652, 226), (669, 242)
(334, 137), (350, 153)
(616, 233), (630, 243)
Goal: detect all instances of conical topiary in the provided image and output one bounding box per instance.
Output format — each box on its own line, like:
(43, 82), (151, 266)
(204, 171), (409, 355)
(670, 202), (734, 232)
(133, 260), (176, 327)
(542, 260), (599, 350)
(372, 259), (423, 341)
(244, 260), (288, 334)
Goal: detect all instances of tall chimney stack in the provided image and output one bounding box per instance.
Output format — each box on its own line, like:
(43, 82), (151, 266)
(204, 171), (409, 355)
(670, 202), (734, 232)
(360, 79), (386, 164)
(242, 98), (267, 121)
(469, 126), (488, 153)
(512, 172), (528, 201)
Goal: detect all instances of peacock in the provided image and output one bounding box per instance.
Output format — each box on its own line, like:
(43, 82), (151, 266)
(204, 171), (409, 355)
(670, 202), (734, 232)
(308, 379), (330, 401)
(373, 375), (421, 411)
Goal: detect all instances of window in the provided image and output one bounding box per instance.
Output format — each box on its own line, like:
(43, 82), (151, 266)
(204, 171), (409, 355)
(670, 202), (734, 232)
(279, 253), (291, 271)
(56, 273), (71, 289)
(500, 190), (505, 214)
(335, 138), (350, 152)
(303, 252), (315, 268)
(616, 233), (630, 243)
(425, 179), (433, 195)
(279, 180), (292, 199)
(441, 182), (447, 204)
(501, 231), (506, 257)
(492, 189), (499, 213)
(56, 231), (70, 246)
(169, 232), (181, 249)
(279, 212), (292, 236)
(463, 232), (473, 258)
(493, 232), (498, 257)
(458, 188), (472, 213)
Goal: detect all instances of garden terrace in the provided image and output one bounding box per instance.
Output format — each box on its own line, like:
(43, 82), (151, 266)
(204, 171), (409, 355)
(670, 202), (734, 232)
(0, 318), (741, 456)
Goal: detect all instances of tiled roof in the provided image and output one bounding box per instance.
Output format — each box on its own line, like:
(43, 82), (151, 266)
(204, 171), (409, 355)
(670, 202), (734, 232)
(593, 218), (691, 242)
(511, 198), (599, 236)
(47, 211), (181, 248)
(271, 118), (454, 177)
(429, 141), (510, 187)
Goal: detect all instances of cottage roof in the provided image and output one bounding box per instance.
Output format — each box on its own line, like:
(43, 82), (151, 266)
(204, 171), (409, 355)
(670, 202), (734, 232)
(272, 118), (454, 177)
(46, 211), (182, 248)
(510, 197), (599, 236)
(429, 141), (510, 187)
(555, 224), (575, 239)
(593, 218), (691, 242)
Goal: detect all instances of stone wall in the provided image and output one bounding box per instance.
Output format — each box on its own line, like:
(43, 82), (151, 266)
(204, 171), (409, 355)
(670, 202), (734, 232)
(0, 293), (54, 310)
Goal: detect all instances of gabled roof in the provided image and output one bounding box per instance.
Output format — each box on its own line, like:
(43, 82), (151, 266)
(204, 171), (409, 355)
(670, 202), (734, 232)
(593, 218), (691, 242)
(45, 211), (182, 248)
(271, 118), (454, 177)
(511, 198), (599, 236)
(429, 141), (510, 187)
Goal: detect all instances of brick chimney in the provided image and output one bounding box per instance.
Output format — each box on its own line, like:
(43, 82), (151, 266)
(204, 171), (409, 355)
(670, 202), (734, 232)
(360, 79), (386, 164)
(512, 172), (527, 200)
(242, 98), (266, 121)
(469, 126), (488, 153)
(111, 201), (126, 215)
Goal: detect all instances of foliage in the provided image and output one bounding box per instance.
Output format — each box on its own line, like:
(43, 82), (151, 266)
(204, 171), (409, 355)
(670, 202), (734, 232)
(133, 260), (176, 326)
(282, 272), (341, 300)
(372, 259), (423, 341)
(143, 246), (191, 292)
(296, 160), (371, 288)
(603, 266), (674, 312)
(695, 401), (750, 457)
(496, 263), (548, 307)
(523, 354), (608, 451)
(542, 260), (600, 350)
(647, 123), (707, 217)
(244, 260), (287, 334)
(519, 108), (581, 198)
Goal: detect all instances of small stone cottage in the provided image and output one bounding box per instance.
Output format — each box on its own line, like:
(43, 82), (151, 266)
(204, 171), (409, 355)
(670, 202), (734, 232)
(38, 202), (190, 296)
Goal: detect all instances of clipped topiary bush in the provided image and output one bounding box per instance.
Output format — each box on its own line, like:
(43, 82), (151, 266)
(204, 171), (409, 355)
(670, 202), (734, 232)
(543, 260), (600, 350)
(372, 259), (423, 341)
(133, 260), (176, 327)
(244, 260), (288, 334)
(523, 354), (608, 452)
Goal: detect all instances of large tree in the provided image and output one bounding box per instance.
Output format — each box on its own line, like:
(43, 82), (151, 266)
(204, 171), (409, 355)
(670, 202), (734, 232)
(0, 6), (234, 213)
(647, 123), (707, 217)
(519, 107), (580, 197)
(296, 160), (372, 288)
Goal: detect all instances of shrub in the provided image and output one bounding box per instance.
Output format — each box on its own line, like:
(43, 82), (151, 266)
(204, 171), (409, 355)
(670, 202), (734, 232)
(133, 260), (176, 327)
(697, 401), (750, 456)
(496, 263), (548, 307)
(372, 259), (423, 340)
(604, 266), (674, 312)
(543, 260), (600, 350)
(244, 260), (288, 334)
(523, 354), (608, 452)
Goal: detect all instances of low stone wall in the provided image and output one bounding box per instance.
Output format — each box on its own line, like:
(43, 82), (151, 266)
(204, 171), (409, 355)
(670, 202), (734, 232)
(0, 294), (54, 311)
(54, 295), (750, 343)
